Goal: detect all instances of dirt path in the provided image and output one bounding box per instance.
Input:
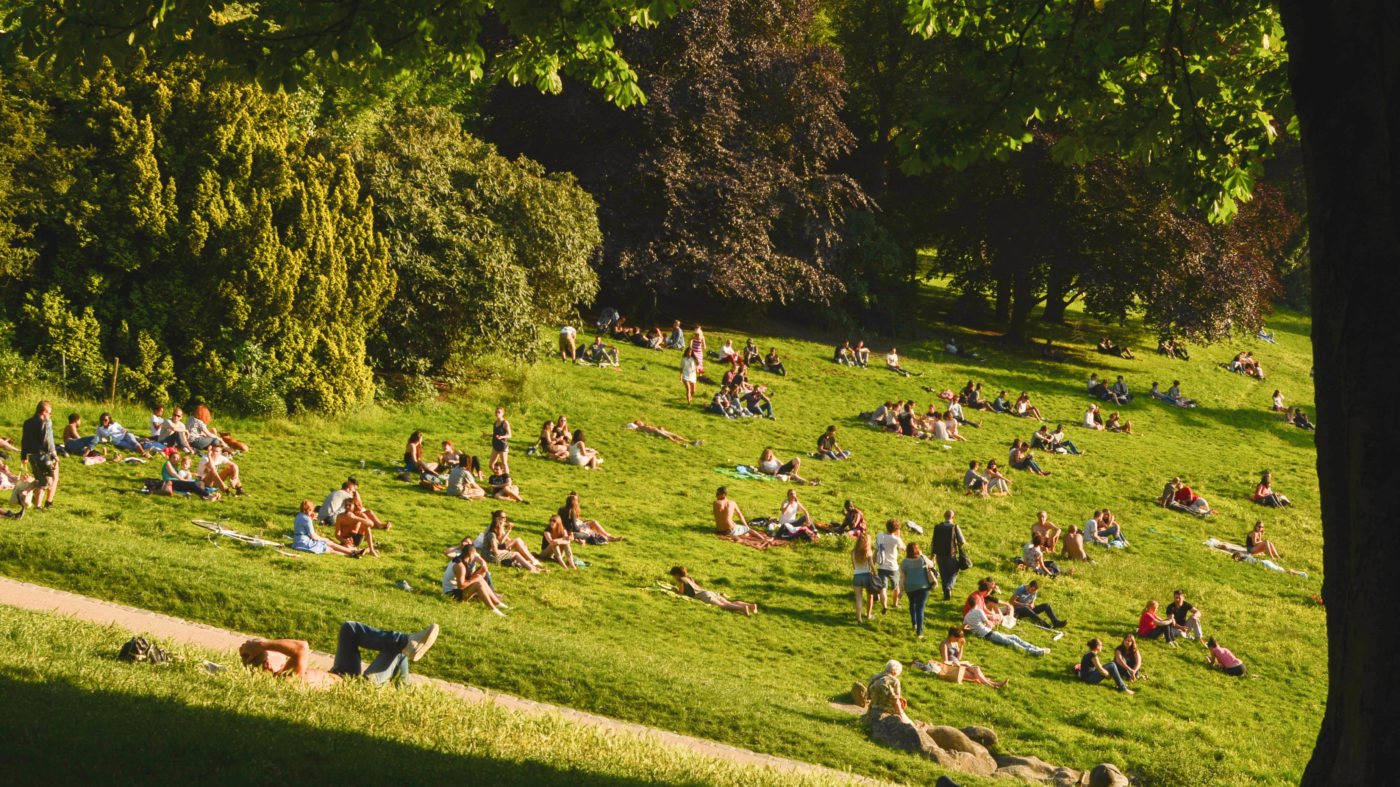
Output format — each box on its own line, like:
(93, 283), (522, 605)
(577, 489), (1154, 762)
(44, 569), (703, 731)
(0, 575), (874, 785)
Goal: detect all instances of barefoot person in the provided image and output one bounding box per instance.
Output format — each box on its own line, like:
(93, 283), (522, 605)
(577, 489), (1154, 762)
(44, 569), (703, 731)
(239, 622), (440, 689)
(484, 407), (513, 475)
(322, 478), (393, 557)
(933, 627), (1007, 688)
(713, 486), (772, 546)
(442, 539), (507, 615)
(291, 499), (364, 557)
(669, 566), (758, 615)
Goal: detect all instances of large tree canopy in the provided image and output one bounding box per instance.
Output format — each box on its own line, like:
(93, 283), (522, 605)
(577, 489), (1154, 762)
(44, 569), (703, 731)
(1, 0), (688, 106)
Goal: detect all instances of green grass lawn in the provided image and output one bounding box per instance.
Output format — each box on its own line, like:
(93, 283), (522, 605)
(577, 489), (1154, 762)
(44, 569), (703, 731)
(0, 604), (850, 785)
(0, 293), (1321, 786)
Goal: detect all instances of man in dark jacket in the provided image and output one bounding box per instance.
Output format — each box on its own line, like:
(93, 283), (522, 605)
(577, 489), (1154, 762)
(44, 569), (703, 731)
(20, 400), (56, 508)
(930, 509), (967, 600)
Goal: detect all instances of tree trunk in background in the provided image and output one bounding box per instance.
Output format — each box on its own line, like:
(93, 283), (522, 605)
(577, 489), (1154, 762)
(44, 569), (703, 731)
(1041, 265), (1072, 323)
(994, 272), (1012, 322)
(1005, 263), (1036, 342)
(1280, 0), (1400, 782)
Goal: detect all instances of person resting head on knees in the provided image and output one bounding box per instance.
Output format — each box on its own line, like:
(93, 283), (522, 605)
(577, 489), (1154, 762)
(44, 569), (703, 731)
(442, 538), (506, 615)
(239, 621), (439, 689)
(669, 566), (758, 615)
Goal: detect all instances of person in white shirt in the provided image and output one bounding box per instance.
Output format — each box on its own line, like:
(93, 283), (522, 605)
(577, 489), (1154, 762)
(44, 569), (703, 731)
(948, 400), (981, 428)
(149, 405), (166, 440)
(559, 326), (578, 361)
(963, 598), (1048, 656)
(96, 413), (150, 456)
(196, 444), (243, 496)
(885, 348), (919, 377)
(1083, 403), (1105, 430)
(874, 519), (906, 611)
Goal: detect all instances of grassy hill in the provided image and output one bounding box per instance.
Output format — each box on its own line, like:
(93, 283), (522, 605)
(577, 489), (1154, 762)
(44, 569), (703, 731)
(0, 294), (1321, 786)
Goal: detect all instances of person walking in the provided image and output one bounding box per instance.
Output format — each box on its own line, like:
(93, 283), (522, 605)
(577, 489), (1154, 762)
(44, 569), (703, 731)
(930, 509), (967, 601)
(20, 400), (57, 508)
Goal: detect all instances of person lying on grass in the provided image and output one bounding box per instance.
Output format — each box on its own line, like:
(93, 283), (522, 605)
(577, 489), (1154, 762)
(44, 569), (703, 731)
(1011, 579), (1066, 629)
(197, 444), (245, 497)
(566, 429), (602, 469)
(404, 430), (436, 475)
(479, 510), (548, 572)
(239, 621), (439, 689)
(669, 566), (758, 615)
(932, 627), (1007, 688)
(442, 538), (506, 615)
(626, 420), (703, 446)
(776, 488), (821, 541)
(488, 459), (525, 503)
(291, 499), (363, 557)
(322, 478), (391, 556)
(446, 454), (487, 500)
(757, 448), (816, 485)
(540, 515), (579, 569)
(1245, 520), (1284, 560)
(560, 491), (622, 543)
(1010, 439), (1051, 476)
(1207, 637), (1248, 676)
(1079, 638), (1134, 694)
(1137, 600), (1183, 645)
(963, 596), (1049, 656)
(817, 425), (851, 460)
(1253, 470), (1293, 507)
(159, 450), (219, 500)
(1106, 412), (1134, 434)
(96, 413), (153, 457)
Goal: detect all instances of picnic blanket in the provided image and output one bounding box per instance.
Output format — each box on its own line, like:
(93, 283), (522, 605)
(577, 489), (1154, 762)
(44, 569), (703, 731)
(1203, 537), (1308, 577)
(716, 531), (795, 550)
(713, 466), (787, 482)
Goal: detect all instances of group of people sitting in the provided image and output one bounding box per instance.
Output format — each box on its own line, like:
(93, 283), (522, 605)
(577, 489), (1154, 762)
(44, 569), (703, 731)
(1230, 351), (1266, 380)
(835, 341), (923, 377)
(1078, 589), (1244, 695)
(862, 400), (973, 441)
(1149, 381), (1197, 408)
(404, 427), (526, 503)
(1082, 403), (1134, 434)
(529, 416), (604, 469)
(1087, 373), (1133, 405)
(1156, 338), (1190, 360)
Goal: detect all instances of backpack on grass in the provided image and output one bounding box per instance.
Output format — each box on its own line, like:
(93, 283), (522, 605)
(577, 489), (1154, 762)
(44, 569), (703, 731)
(118, 636), (171, 664)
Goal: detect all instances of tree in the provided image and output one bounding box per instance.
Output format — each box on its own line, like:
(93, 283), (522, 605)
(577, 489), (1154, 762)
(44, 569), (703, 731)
(486, 0), (867, 310)
(354, 107), (601, 374)
(1, 0), (690, 107)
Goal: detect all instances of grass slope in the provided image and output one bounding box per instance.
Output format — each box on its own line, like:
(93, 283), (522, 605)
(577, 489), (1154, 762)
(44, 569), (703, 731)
(0, 605), (851, 785)
(0, 296), (1321, 786)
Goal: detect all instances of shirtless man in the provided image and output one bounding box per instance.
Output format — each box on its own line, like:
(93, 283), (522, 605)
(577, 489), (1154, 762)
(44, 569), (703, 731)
(626, 420), (702, 446)
(714, 487), (773, 547)
(1031, 510), (1062, 553)
(322, 478), (393, 557)
(238, 621), (439, 688)
(1061, 523), (1092, 561)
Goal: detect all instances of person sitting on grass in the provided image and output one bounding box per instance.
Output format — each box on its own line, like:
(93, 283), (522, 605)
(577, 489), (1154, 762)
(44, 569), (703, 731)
(438, 440), (462, 469)
(290, 499), (363, 557)
(95, 413), (152, 457)
(480, 510), (548, 572)
(965, 382), (995, 412)
(404, 431), (437, 475)
(239, 622), (440, 689)
(1207, 637), (1248, 676)
(1115, 634), (1144, 683)
(1010, 439), (1051, 476)
(1010, 579), (1066, 628)
(488, 459), (525, 502)
(1088, 373), (1121, 404)
(61, 413), (102, 458)
(197, 444), (244, 497)
(540, 514), (579, 568)
(669, 566), (758, 615)
(947, 399), (981, 428)
(442, 539), (506, 615)
(1031, 424), (1055, 451)
(446, 455), (487, 500)
(763, 347), (787, 376)
(1159, 477), (1189, 513)
(667, 320), (686, 350)
(1292, 408), (1316, 430)
(158, 452), (217, 500)
(984, 460), (1011, 495)
(1014, 392), (1046, 421)
(566, 429), (602, 469)
(1112, 375), (1133, 402)
(1165, 589), (1205, 642)
(931, 627), (1007, 688)
(942, 412), (970, 442)
(1173, 480), (1211, 515)
(963, 596), (1049, 656)
(560, 491), (622, 543)
(1083, 403), (1106, 430)
(1023, 534), (1063, 577)
(832, 499), (868, 538)
(742, 387), (774, 419)
(964, 459), (990, 497)
(158, 408), (196, 453)
(834, 340), (856, 366)
(1047, 424), (1084, 455)
(991, 390), (1012, 414)
(1245, 520), (1284, 560)
(757, 448), (816, 485)
(1079, 638), (1134, 694)
(1137, 600), (1182, 645)
(714, 487), (774, 546)
(741, 339), (762, 367)
(1106, 412), (1134, 434)
(1030, 510), (1062, 553)
(185, 405), (228, 452)
(1166, 380), (1198, 408)
(885, 347), (921, 377)
(537, 420), (568, 460)
(582, 335), (620, 366)
(1060, 523), (1090, 561)
(626, 420), (703, 446)
(817, 425), (851, 460)
(323, 479), (391, 557)
(776, 488), (820, 541)
(1094, 509), (1130, 546)
(853, 340), (872, 368)
(1271, 389), (1285, 412)
(1253, 470), (1293, 507)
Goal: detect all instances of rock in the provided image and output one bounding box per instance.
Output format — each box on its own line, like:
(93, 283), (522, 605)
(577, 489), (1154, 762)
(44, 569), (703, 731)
(1050, 767), (1084, 787)
(1088, 763), (1130, 787)
(927, 726), (987, 757)
(993, 755), (1058, 779)
(962, 725), (999, 750)
(850, 681), (868, 707)
(867, 712), (937, 756)
(995, 764), (1049, 783)
(925, 726), (997, 777)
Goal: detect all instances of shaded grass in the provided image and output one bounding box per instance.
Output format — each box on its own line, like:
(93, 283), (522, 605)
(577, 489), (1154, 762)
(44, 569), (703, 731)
(0, 292), (1321, 786)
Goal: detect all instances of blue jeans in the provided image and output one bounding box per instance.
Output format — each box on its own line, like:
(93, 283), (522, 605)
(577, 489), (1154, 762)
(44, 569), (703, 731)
(1083, 661), (1129, 691)
(1023, 456), (1046, 474)
(984, 629), (1042, 654)
(906, 588), (929, 636)
(747, 401), (772, 418)
(64, 436), (99, 455)
(331, 621), (409, 677)
(109, 432), (143, 452)
(1061, 440), (1082, 455)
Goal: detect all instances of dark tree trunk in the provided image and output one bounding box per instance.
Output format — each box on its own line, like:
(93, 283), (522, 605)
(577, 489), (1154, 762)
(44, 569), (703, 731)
(994, 271), (1012, 322)
(1280, 1), (1400, 782)
(1041, 266), (1073, 324)
(1005, 263), (1036, 342)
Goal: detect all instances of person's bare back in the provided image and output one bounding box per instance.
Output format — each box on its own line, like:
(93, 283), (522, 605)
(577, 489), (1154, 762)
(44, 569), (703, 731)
(714, 497), (740, 534)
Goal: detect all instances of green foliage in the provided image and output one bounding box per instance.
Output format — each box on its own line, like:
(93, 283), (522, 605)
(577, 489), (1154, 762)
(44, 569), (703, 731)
(0, 57), (393, 414)
(903, 0), (1292, 222)
(355, 107), (600, 373)
(19, 288), (106, 389)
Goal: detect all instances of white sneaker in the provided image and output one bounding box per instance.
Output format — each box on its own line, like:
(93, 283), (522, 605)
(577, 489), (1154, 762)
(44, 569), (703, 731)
(401, 624), (440, 662)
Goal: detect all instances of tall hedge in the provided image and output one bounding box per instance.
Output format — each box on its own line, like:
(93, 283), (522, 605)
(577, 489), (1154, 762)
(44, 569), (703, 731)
(1, 56), (393, 414)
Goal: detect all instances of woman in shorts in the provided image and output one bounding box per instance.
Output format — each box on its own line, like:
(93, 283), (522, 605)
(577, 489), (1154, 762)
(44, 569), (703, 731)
(669, 566), (757, 615)
(756, 448), (814, 484)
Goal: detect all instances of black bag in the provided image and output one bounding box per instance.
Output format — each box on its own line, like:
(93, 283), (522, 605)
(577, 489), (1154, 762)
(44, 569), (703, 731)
(34, 450), (58, 477)
(864, 572), (886, 593)
(956, 544), (973, 571)
(118, 636), (171, 664)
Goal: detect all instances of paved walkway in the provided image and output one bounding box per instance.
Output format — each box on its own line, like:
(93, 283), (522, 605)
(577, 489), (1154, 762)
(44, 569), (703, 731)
(0, 576), (872, 784)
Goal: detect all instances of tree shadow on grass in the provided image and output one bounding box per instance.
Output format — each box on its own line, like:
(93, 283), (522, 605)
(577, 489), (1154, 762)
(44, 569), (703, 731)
(0, 673), (654, 786)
